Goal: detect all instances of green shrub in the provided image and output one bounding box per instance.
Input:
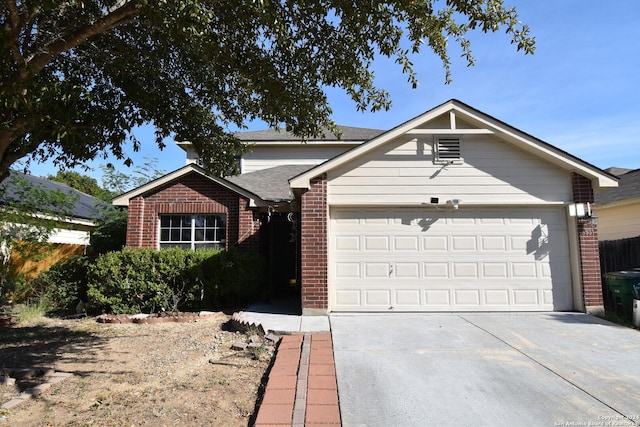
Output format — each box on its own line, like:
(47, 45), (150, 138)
(32, 255), (89, 313)
(86, 248), (265, 314)
(201, 249), (266, 307)
(88, 248), (201, 314)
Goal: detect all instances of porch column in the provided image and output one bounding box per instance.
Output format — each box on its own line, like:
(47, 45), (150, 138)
(300, 174), (328, 315)
(572, 173), (604, 315)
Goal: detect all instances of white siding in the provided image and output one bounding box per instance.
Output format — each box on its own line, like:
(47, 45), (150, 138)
(328, 135), (572, 205)
(241, 145), (354, 173)
(598, 203), (640, 240)
(48, 228), (90, 245)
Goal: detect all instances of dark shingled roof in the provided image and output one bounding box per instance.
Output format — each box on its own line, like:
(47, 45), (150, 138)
(604, 167), (633, 177)
(235, 125), (384, 142)
(0, 171), (109, 221)
(226, 165), (314, 201)
(595, 168), (640, 205)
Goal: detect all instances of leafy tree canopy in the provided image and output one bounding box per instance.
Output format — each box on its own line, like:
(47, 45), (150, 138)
(0, 0), (534, 181)
(47, 170), (111, 201)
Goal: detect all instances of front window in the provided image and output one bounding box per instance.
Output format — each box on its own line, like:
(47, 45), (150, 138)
(159, 214), (226, 250)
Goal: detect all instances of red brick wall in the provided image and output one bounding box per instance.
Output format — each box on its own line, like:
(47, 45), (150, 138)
(300, 175), (328, 313)
(572, 172), (603, 310)
(125, 172), (259, 251)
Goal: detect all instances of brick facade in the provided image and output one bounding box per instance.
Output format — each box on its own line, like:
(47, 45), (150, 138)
(572, 172), (604, 313)
(300, 175), (328, 314)
(125, 172), (260, 251)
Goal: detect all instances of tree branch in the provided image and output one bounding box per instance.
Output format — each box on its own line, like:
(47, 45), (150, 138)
(4, 0), (25, 68)
(24, 1), (142, 78)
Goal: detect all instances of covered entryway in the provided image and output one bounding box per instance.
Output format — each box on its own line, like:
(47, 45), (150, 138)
(330, 207), (573, 311)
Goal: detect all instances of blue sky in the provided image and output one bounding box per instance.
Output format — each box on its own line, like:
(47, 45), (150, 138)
(23, 0), (640, 181)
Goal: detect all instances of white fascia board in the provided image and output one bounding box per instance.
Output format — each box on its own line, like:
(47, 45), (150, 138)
(112, 164), (266, 208)
(0, 207), (95, 228)
(249, 140), (362, 146)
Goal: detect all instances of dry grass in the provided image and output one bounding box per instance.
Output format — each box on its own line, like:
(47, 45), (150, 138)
(0, 314), (272, 426)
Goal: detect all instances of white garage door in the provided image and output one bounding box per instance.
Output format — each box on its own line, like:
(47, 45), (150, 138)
(330, 208), (573, 312)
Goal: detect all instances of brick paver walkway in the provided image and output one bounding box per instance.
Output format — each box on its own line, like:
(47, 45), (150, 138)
(255, 332), (340, 426)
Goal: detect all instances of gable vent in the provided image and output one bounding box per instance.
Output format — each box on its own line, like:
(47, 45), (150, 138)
(434, 136), (463, 164)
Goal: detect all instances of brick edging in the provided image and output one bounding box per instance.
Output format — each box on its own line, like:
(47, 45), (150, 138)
(1, 370), (73, 410)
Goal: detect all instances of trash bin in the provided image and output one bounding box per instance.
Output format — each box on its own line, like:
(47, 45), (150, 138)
(604, 271), (640, 322)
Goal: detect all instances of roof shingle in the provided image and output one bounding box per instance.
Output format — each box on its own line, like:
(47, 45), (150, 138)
(595, 169), (640, 205)
(226, 165), (313, 201)
(0, 171), (109, 221)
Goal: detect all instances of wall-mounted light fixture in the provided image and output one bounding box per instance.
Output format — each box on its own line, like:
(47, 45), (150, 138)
(568, 202), (591, 218)
(568, 202), (597, 225)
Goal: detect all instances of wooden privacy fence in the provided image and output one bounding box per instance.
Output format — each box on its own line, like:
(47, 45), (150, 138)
(599, 235), (640, 274)
(9, 242), (87, 280)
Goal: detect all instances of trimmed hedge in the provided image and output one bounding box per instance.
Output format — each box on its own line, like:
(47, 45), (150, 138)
(86, 248), (266, 314)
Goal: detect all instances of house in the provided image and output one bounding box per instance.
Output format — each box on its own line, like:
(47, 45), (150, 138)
(594, 168), (640, 241)
(113, 100), (618, 315)
(0, 171), (108, 277)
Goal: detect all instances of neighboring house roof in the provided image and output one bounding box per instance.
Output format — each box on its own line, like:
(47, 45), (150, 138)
(226, 165), (313, 202)
(111, 164), (267, 207)
(235, 125), (384, 142)
(604, 167), (633, 177)
(0, 171), (108, 222)
(595, 168), (640, 206)
(289, 99), (618, 191)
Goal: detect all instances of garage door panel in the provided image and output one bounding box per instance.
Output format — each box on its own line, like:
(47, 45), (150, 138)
(484, 290), (510, 306)
(483, 263), (509, 278)
(453, 263), (479, 278)
(395, 290), (421, 306)
(424, 235), (448, 250)
(424, 263), (449, 278)
(452, 236), (477, 251)
(454, 290), (481, 306)
(511, 263), (538, 278)
(365, 290), (391, 306)
(395, 263), (420, 278)
(513, 289), (540, 306)
(365, 263), (390, 278)
(364, 236), (389, 251)
(424, 290), (451, 306)
(335, 235), (360, 251)
(481, 236), (507, 251)
(331, 208), (573, 312)
(335, 262), (360, 278)
(335, 289), (361, 306)
(394, 236), (419, 251)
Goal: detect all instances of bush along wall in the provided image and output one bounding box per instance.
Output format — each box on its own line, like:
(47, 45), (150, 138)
(32, 255), (90, 313)
(86, 248), (265, 314)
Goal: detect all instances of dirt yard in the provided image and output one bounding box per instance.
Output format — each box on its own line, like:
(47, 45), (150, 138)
(0, 313), (272, 426)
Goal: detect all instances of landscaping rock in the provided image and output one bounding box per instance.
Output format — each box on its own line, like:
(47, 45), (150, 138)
(0, 376), (15, 387)
(265, 333), (279, 343)
(231, 341), (248, 351)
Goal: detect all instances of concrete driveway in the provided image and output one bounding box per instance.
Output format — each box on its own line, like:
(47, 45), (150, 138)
(330, 313), (640, 427)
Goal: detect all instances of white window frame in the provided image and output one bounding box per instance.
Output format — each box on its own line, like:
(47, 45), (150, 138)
(158, 214), (226, 250)
(433, 135), (463, 165)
